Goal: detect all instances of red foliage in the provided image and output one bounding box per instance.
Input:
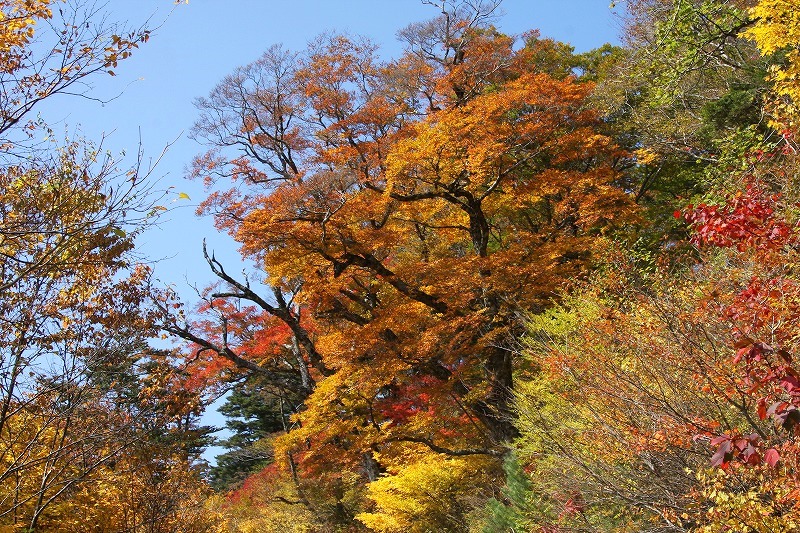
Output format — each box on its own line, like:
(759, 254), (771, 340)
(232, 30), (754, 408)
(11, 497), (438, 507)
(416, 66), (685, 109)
(226, 463), (282, 506)
(683, 183), (795, 252)
(376, 375), (442, 426)
(680, 178), (800, 468)
(707, 433), (778, 468)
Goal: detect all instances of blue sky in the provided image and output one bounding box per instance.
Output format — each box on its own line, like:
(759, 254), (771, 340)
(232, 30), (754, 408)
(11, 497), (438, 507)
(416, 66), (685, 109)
(36, 0), (623, 462)
(41, 0), (623, 289)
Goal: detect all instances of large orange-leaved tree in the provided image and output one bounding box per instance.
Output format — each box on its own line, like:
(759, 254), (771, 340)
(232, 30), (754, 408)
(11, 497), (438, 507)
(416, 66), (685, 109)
(167, 1), (636, 527)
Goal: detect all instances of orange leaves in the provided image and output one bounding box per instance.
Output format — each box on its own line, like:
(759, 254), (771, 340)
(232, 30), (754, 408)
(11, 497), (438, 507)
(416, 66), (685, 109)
(384, 70), (627, 230)
(184, 10), (641, 528)
(299, 35), (376, 114)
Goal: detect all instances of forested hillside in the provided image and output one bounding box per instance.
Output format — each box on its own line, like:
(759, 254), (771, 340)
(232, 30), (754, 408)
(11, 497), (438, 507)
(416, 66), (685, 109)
(2, 0), (800, 531)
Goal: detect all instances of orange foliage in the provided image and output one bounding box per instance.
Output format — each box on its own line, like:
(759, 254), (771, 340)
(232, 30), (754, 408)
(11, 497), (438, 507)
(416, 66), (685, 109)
(182, 6), (636, 528)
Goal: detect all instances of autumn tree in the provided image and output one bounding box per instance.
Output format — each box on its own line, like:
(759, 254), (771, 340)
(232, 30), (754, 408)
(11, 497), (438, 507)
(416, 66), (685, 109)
(0, 1), (216, 530)
(173, 1), (636, 527)
(475, 3), (800, 525)
(173, 1), (800, 530)
(490, 142), (800, 532)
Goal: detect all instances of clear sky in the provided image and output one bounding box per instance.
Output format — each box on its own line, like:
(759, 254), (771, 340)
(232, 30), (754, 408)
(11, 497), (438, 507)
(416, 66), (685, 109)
(35, 0), (623, 462)
(39, 0), (623, 288)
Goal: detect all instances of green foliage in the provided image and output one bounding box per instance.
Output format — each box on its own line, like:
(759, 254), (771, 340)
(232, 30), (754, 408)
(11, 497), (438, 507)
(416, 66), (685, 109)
(209, 376), (296, 490)
(647, 0), (755, 105)
(700, 81), (763, 134)
(574, 43), (626, 82)
(474, 454), (532, 533)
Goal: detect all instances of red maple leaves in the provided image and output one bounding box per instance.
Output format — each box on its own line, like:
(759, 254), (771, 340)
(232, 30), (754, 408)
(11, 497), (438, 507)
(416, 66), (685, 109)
(680, 180), (800, 469)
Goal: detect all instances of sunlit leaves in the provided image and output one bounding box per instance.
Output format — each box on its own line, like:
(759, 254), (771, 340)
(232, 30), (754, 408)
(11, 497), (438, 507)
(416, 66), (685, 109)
(745, 0), (800, 130)
(0, 3), (215, 528)
(356, 454), (495, 532)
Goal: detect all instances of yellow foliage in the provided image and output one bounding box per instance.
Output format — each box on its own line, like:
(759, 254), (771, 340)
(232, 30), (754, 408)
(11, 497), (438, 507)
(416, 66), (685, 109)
(46, 452), (217, 533)
(744, 0), (800, 129)
(357, 454), (495, 532)
(0, 0), (51, 56)
(690, 464), (800, 532)
(0, 398), (217, 532)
